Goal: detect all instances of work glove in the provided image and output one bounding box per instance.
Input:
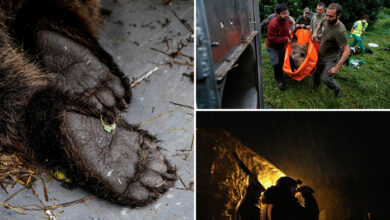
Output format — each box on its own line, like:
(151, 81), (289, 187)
(363, 35), (366, 39)
(349, 34), (353, 39)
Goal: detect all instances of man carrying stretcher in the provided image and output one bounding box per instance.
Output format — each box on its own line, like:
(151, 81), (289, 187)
(312, 3), (350, 97)
(266, 3), (291, 91)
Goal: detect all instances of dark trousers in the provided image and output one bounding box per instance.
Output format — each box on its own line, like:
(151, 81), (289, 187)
(314, 60), (341, 91)
(267, 46), (285, 83)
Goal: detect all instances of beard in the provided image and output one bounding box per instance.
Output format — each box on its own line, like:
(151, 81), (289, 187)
(327, 18), (337, 25)
(279, 16), (287, 21)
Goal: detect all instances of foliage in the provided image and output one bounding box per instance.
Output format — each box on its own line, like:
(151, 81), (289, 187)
(374, 10), (390, 35)
(259, 0), (384, 31)
(384, 0), (390, 8)
(383, 8), (390, 15)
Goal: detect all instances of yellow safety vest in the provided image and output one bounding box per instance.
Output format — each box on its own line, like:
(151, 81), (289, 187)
(352, 20), (368, 37)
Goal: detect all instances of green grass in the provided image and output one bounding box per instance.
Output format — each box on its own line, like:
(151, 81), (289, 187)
(261, 10), (390, 109)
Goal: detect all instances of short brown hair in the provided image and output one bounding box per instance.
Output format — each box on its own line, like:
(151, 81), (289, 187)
(328, 3), (342, 16)
(362, 14), (369, 20)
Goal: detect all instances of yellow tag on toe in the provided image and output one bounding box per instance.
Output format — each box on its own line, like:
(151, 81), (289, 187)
(54, 171), (65, 180)
(100, 115), (116, 133)
(103, 123), (116, 133)
(54, 171), (72, 183)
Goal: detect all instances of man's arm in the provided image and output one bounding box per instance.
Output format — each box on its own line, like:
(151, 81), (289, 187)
(312, 21), (322, 40)
(328, 44), (350, 75)
(363, 23), (368, 36)
(267, 204), (273, 220)
(289, 16), (295, 31)
(295, 16), (301, 28)
(351, 21), (359, 35)
(296, 16), (305, 28)
(261, 13), (275, 28)
(306, 17), (312, 28)
(309, 17), (314, 33)
(260, 204), (273, 220)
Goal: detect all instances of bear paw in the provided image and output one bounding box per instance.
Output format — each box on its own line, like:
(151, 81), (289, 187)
(61, 112), (176, 206)
(35, 30), (130, 115)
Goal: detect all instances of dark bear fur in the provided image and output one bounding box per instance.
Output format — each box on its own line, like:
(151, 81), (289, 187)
(289, 36), (308, 71)
(0, 0), (176, 207)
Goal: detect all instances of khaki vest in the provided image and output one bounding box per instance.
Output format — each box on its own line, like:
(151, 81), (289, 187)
(311, 13), (325, 37)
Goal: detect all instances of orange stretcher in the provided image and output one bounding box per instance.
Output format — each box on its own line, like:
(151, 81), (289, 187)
(283, 28), (318, 81)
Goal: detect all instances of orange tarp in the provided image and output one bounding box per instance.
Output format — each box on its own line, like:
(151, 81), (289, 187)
(283, 28), (318, 81)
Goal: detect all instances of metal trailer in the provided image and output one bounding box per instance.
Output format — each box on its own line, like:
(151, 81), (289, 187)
(196, 0), (263, 109)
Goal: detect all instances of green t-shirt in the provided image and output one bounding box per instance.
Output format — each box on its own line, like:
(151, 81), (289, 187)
(296, 15), (311, 26)
(319, 20), (348, 61)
